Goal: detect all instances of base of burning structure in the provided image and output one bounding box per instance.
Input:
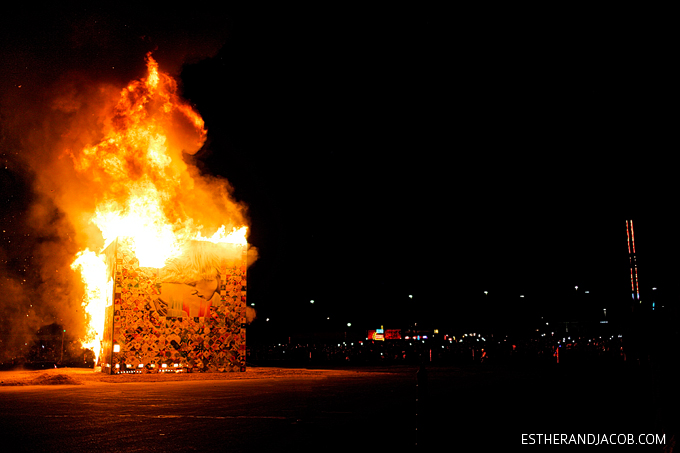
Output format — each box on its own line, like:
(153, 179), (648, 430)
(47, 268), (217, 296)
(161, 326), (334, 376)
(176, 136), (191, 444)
(99, 237), (247, 374)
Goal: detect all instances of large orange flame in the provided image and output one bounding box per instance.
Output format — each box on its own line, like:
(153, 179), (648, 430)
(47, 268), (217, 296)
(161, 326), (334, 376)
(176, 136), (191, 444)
(69, 54), (248, 362)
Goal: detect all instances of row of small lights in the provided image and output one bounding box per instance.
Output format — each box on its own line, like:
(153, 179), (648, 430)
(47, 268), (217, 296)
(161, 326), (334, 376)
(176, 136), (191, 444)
(257, 295), (423, 325)
(256, 289), (662, 327)
(485, 288), (592, 297)
(114, 362), (184, 373)
(256, 299), (357, 326)
(486, 287), (659, 296)
(271, 332), (624, 350)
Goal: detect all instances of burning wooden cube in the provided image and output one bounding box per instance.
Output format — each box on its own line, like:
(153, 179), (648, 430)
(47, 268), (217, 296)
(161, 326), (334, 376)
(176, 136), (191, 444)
(98, 237), (247, 374)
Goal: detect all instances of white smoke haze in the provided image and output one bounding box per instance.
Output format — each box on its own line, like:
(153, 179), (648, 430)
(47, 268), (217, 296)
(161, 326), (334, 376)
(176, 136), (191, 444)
(0, 192), (85, 362)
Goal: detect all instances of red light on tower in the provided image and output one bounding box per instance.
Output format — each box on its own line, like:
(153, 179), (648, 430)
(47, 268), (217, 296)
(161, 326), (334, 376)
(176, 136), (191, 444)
(630, 220), (636, 254)
(630, 264), (635, 299)
(626, 220), (640, 303)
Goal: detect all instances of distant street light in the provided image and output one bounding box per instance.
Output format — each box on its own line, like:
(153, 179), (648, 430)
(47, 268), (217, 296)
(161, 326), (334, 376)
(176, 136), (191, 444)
(347, 323), (352, 327)
(310, 300), (315, 304)
(484, 291), (488, 295)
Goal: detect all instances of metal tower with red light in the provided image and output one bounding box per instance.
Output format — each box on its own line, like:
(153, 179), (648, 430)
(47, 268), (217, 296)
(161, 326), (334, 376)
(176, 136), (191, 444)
(626, 220), (640, 303)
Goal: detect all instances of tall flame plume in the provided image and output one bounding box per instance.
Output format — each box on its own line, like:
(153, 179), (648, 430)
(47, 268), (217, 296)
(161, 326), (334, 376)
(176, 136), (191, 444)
(69, 54), (248, 362)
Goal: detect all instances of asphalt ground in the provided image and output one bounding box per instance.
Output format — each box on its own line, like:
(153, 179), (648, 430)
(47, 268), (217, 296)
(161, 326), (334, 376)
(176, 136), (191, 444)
(0, 364), (675, 452)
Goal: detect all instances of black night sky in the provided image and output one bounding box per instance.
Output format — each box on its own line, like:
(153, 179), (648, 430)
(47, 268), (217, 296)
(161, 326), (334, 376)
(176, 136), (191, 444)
(1, 6), (677, 345)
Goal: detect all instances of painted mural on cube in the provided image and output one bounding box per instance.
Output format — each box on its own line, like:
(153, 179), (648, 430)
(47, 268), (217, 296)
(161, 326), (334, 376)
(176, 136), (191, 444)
(99, 237), (247, 374)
